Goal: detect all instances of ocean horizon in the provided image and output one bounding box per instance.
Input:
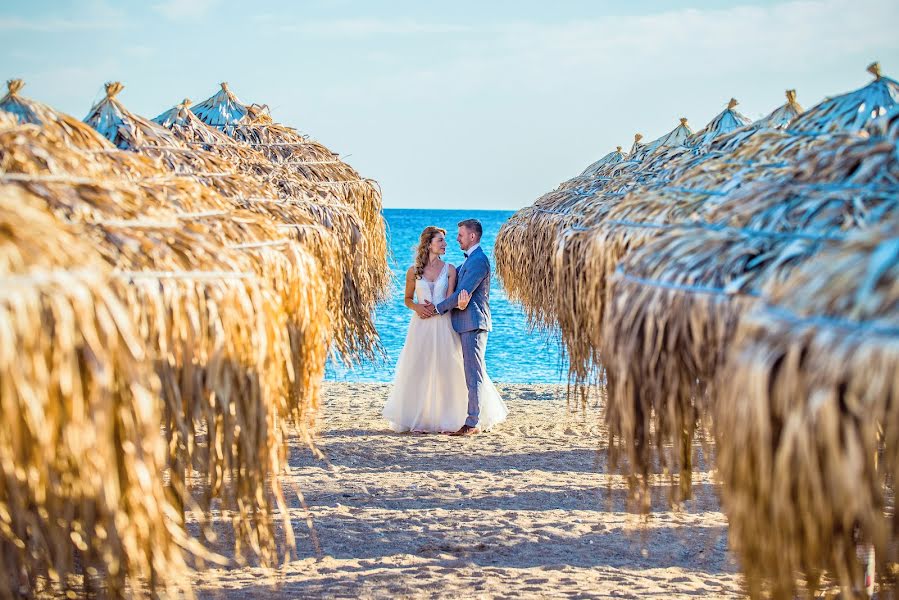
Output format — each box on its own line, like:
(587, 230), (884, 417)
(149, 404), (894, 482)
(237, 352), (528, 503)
(325, 208), (570, 384)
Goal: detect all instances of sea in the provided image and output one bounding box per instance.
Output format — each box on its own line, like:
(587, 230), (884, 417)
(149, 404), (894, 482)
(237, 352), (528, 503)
(325, 209), (569, 383)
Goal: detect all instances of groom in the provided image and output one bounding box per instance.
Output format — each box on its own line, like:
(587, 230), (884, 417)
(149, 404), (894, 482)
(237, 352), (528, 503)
(425, 218), (491, 436)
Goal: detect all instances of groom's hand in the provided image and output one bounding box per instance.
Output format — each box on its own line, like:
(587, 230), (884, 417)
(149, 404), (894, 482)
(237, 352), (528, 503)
(457, 290), (471, 310)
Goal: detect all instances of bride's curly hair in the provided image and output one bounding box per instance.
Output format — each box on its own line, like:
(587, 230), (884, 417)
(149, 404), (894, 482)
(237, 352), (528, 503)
(414, 226), (446, 279)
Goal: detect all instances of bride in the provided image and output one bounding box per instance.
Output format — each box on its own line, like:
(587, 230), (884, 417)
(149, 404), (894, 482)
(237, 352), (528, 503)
(383, 225), (507, 433)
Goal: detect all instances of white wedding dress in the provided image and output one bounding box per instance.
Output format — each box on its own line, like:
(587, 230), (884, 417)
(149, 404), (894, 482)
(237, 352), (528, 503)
(383, 262), (508, 433)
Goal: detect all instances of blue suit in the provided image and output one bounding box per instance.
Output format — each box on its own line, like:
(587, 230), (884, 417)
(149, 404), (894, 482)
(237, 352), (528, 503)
(436, 246), (491, 427)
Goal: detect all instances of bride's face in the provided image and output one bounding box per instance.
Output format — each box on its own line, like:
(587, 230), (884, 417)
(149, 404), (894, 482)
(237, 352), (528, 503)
(430, 233), (447, 255)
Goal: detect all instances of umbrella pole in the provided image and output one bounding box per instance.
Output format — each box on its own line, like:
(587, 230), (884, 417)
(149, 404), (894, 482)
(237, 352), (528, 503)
(860, 447), (878, 598)
(863, 544), (875, 597)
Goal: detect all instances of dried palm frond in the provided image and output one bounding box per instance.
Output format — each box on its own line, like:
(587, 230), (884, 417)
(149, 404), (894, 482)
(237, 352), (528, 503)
(191, 83), (390, 358)
(0, 117), (328, 567)
(716, 223), (899, 598)
(789, 62), (898, 134)
(688, 98), (752, 149)
(754, 89), (804, 130)
(581, 145), (627, 177)
(84, 82), (184, 151)
(0, 186), (195, 598)
(95, 87), (366, 359)
(1, 79), (108, 149)
(596, 93), (899, 505)
(631, 118), (694, 161)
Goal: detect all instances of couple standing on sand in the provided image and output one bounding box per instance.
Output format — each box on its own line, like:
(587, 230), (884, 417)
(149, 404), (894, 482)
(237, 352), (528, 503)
(382, 219), (508, 435)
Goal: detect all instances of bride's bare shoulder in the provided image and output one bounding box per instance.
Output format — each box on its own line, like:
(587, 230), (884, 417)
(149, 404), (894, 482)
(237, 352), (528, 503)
(447, 263), (457, 274)
(405, 266), (417, 279)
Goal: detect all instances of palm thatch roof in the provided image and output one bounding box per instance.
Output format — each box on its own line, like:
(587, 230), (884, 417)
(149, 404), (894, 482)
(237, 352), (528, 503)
(80, 83), (384, 361)
(0, 185), (195, 598)
(755, 89), (803, 129)
(587, 74), (899, 500)
(0, 79), (108, 148)
(496, 65), (899, 526)
(190, 82), (391, 358)
(581, 145), (627, 177)
(189, 81), (256, 127)
(717, 221), (899, 598)
(84, 81), (184, 150)
(630, 118), (693, 161)
(1, 91), (336, 573)
(789, 62), (899, 133)
(688, 98), (752, 148)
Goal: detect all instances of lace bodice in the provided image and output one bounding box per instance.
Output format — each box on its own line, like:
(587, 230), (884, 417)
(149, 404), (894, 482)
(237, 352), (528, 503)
(415, 262), (449, 305)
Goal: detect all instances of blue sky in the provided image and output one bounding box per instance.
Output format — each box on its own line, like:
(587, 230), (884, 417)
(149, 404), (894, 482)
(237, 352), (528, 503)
(1, 0), (898, 209)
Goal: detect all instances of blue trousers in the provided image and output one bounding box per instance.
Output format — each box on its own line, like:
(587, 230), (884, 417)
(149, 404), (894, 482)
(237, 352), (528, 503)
(459, 329), (488, 428)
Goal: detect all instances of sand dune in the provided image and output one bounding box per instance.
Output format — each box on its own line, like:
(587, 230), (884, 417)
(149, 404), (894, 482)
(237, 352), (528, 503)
(193, 382), (745, 598)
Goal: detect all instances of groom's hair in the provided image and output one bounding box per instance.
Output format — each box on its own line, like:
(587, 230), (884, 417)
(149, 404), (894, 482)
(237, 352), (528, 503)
(458, 218), (483, 240)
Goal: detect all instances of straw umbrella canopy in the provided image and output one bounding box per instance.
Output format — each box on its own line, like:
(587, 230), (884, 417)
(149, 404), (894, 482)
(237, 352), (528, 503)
(549, 66), (892, 382)
(2, 93), (330, 567)
(495, 117), (698, 340)
(755, 89), (803, 129)
(581, 145), (627, 177)
(0, 184), (197, 598)
(0, 79), (107, 149)
(592, 69), (899, 504)
(82, 84), (359, 369)
(716, 221), (899, 598)
(190, 83), (391, 317)
(150, 95), (380, 359)
(80, 84), (335, 415)
(687, 98), (752, 149)
(788, 62), (899, 133)
(629, 117), (694, 162)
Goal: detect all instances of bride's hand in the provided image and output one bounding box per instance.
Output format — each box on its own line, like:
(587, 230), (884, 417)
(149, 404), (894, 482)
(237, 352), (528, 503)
(458, 289), (471, 310)
(414, 302), (435, 319)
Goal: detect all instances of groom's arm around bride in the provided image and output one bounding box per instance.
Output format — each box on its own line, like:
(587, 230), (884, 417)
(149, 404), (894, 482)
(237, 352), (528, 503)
(430, 248), (487, 317)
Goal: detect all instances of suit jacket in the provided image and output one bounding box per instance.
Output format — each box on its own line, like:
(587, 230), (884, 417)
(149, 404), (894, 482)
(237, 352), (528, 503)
(436, 246), (491, 333)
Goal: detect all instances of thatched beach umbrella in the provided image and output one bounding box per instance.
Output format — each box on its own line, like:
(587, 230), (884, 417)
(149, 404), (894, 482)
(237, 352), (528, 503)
(788, 62), (898, 133)
(716, 221), (899, 598)
(581, 145), (627, 177)
(80, 83), (345, 377)
(190, 82), (391, 333)
(593, 69), (899, 504)
(1, 79), (107, 148)
(552, 66), (891, 380)
(151, 95), (374, 359)
(755, 89), (803, 129)
(0, 185), (196, 598)
(688, 98), (752, 148)
(495, 117), (698, 339)
(629, 117), (693, 162)
(1, 99), (330, 566)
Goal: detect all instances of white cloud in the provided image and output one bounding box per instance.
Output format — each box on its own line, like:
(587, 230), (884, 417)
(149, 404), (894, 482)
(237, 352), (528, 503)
(152, 0), (220, 20)
(296, 0), (899, 209)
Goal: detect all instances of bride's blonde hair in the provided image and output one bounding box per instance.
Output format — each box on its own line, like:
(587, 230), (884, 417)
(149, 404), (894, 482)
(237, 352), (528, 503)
(414, 226), (446, 279)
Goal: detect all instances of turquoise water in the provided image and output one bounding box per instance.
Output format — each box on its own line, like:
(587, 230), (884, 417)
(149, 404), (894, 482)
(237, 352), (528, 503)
(325, 209), (569, 383)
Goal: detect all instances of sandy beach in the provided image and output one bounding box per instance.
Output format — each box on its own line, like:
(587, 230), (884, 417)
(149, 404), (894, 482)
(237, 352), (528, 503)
(190, 382), (745, 598)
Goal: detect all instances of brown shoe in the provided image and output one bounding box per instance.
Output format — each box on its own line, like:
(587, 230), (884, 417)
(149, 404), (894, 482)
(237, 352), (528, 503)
(450, 425), (480, 437)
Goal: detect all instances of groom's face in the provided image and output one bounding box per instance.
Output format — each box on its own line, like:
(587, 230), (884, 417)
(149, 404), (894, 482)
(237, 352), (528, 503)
(457, 226), (477, 251)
